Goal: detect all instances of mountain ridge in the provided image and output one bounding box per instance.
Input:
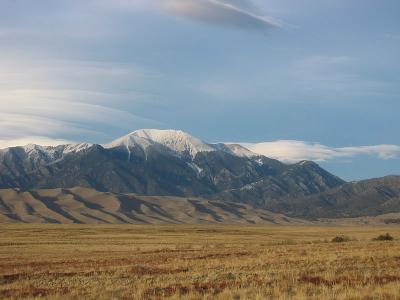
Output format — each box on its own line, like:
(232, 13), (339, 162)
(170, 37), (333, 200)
(267, 175), (400, 219)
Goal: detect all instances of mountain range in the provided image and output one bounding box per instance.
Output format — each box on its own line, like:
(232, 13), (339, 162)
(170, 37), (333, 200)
(0, 129), (399, 223)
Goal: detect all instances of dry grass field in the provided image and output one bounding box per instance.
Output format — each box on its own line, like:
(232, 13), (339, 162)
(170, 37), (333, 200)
(1, 225), (400, 299)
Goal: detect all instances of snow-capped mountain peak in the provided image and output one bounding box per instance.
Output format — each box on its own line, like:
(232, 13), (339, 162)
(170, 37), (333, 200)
(20, 143), (92, 156)
(105, 129), (215, 159)
(0, 143), (93, 168)
(0, 130), (260, 163)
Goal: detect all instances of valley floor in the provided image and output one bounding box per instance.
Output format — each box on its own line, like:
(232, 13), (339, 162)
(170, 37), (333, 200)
(1, 225), (400, 299)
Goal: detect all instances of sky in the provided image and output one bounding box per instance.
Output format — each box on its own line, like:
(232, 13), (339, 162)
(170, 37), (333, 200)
(0, 0), (399, 180)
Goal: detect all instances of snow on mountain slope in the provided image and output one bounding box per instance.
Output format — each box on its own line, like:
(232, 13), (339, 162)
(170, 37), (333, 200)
(214, 143), (258, 158)
(105, 129), (216, 159)
(134, 129), (216, 157)
(105, 129), (262, 161)
(0, 143), (93, 165)
(62, 143), (93, 154)
(0, 129), (259, 163)
(22, 143), (92, 158)
(105, 132), (156, 151)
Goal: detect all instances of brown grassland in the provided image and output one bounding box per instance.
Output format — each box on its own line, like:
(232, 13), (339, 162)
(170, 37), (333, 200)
(1, 225), (400, 299)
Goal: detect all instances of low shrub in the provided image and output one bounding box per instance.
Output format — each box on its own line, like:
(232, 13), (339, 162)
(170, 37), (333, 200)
(384, 219), (400, 224)
(373, 233), (394, 241)
(331, 236), (351, 243)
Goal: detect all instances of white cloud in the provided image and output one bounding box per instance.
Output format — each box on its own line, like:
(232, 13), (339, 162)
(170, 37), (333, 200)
(160, 0), (281, 31)
(244, 140), (400, 163)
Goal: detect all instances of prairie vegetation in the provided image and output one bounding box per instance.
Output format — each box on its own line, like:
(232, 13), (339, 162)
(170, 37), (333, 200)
(0, 225), (400, 299)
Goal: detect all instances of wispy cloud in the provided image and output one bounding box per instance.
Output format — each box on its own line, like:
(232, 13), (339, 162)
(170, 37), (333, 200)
(244, 140), (400, 163)
(0, 57), (162, 145)
(385, 33), (400, 40)
(160, 0), (281, 31)
(289, 55), (388, 97)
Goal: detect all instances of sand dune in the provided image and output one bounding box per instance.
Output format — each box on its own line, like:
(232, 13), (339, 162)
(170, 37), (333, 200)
(0, 187), (310, 225)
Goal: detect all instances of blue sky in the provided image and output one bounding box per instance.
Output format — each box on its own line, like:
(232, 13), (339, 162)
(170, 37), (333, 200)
(0, 0), (399, 180)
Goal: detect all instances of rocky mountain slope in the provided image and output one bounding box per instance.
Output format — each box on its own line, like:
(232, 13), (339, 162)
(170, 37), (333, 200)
(0, 129), (344, 205)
